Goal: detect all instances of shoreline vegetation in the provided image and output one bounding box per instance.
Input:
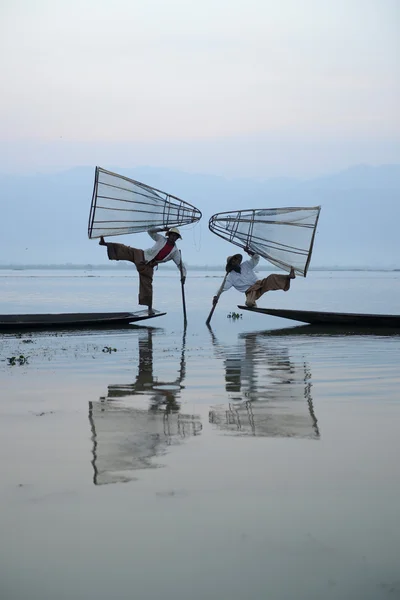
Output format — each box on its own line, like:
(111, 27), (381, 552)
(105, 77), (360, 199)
(0, 264), (399, 272)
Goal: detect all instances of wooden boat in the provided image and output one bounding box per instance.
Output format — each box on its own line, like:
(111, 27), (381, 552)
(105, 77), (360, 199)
(238, 306), (400, 328)
(0, 310), (166, 332)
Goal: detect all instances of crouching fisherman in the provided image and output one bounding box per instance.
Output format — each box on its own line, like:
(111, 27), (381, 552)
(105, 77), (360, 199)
(213, 250), (295, 309)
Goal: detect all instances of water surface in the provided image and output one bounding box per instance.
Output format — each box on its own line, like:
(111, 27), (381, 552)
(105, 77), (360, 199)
(1, 270), (399, 600)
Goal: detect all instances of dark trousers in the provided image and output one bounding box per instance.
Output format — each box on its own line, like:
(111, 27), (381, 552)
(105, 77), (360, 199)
(245, 274), (291, 304)
(106, 242), (154, 307)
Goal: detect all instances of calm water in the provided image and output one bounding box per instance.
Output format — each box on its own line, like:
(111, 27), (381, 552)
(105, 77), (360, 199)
(1, 269), (400, 600)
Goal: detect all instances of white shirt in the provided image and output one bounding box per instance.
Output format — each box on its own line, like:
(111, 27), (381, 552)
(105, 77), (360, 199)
(145, 230), (186, 278)
(219, 255), (260, 294)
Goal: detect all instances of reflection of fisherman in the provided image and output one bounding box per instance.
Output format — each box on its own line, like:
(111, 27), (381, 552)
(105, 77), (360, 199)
(139, 328), (186, 413)
(213, 250), (295, 309)
(207, 325), (257, 396)
(99, 228), (186, 313)
(107, 327), (186, 413)
(207, 327), (320, 438)
(89, 328), (200, 485)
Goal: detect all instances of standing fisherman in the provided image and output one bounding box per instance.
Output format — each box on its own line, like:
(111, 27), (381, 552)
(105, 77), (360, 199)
(99, 228), (186, 314)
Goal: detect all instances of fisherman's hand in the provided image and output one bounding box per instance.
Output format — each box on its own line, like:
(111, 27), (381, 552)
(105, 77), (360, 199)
(245, 246), (255, 256)
(181, 276), (186, 285)
(212, 296), (218, 305)
(99, 236), (106, 246)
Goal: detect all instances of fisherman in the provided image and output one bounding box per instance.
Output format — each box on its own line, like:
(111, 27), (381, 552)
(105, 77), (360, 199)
(99, 228), (186, 314)
(212, 250), (295, 309)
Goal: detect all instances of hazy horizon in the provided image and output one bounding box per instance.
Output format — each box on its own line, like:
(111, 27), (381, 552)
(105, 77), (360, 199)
(2, 135), (400, 180)
(2, 159), (400, 181)
(1, 264), (399, 272)
(1, 161), (399, 269)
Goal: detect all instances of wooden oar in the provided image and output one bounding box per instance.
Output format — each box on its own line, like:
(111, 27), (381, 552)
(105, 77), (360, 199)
(179, 251), (187, 327)
(205, 272), (229, 325)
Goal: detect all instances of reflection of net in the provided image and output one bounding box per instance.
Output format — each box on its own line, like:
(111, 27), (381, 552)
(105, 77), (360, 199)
(88, 401), (202, 485)
(88, 167), (202, 238)
(209, 206), (320, 276)
(209, 396), (319, 439)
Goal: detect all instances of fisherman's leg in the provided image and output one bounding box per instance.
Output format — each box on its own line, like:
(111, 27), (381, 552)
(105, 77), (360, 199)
(129, 250), (155, 310)
(245, 289), (258, 307)
(136, 263), (154, 309)
(258, 273), (292, 297)
(104, 242), (144, 264)
(245, 269), (296, 306)
(245, 282), (262, 307)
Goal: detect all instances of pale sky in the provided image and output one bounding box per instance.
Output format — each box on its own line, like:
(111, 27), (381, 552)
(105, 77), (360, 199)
(1, 0), (399, 176)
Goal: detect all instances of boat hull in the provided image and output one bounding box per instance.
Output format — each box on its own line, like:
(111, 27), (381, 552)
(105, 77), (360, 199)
(0, 311), (166, 332)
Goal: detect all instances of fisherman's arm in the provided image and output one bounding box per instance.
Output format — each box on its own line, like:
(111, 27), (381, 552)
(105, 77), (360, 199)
(148, 228), (164, 242)
(249, 254), (260, 268)
(212, 276), (232, 304)
(172, 251), (187, 281)
(244, 247), (260, 268)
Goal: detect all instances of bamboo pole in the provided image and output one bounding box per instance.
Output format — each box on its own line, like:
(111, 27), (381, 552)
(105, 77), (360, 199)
(205, 272), (229, 325)
(179, 251), (187, 327)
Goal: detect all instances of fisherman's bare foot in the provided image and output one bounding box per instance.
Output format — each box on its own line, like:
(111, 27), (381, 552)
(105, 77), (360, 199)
(148, 307), (156, 316)
(245, 300), (258, 308)
(99, 236), (106, 246)
(289, 267), (296, 279)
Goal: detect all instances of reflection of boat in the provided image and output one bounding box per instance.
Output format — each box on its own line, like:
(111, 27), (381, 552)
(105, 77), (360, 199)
(246, 323), (400, 337)
(0, 310), (166, 331)
(207, 326), (320, 439)
(89, 326), (201, 485)
(239, 306), (400, 328)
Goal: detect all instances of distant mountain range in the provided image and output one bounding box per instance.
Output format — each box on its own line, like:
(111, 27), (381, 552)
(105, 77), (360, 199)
(1, 164), (399, 268)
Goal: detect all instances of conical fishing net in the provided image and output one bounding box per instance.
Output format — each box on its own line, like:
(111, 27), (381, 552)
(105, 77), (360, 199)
(88, 167), (202, 238)
(209, 206), (321, 276)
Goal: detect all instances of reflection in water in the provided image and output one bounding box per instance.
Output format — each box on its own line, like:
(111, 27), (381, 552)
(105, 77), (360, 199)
(89, 327), (201, 485)
(207, 327), (320, 439)
(106, 326), (187, 413)
(88, 402), (201, 485)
